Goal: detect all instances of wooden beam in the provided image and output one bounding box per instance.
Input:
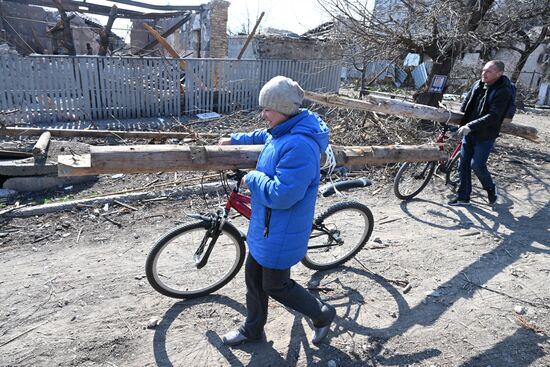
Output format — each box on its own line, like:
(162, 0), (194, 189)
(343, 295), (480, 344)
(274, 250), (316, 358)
(98, 5), (118, 56)
(0, 127), (218, 139)
(104, 0), (201, 11)
(305, 91), (540, 143)
(53, 0), (76, 56)
(4, 0), (189, 19)
(57, 144), (448, 177)
(237, 12), (264, 60)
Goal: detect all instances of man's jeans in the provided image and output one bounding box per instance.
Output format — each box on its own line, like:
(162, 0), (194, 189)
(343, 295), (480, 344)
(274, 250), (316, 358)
(456, 135), (496, 201)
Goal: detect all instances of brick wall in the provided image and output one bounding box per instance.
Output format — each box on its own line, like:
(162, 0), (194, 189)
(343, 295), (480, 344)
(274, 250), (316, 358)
(207, 0), (229, 58)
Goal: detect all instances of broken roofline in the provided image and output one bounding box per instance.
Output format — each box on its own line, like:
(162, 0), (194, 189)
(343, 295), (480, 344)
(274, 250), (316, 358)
(5, 0), (202, 19)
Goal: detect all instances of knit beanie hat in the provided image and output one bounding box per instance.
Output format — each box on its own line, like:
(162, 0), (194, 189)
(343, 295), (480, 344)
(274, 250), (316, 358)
(259, 76), (304, 116)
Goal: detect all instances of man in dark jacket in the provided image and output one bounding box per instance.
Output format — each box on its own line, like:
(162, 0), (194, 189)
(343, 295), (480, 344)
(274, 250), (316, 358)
(218, 76), (336, 346)
(448, 60), (514, 206)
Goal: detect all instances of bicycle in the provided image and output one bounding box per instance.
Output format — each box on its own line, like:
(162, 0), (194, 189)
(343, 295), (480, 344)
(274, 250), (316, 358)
(393, 123), (461, 200)
(145, 170), (374, 299)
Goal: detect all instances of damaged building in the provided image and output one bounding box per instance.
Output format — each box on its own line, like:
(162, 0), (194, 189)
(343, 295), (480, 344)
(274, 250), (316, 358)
(0, 1), (125, 55)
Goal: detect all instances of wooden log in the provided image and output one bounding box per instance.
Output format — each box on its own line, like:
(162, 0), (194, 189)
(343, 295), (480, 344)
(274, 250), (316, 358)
(57, 144), (448, 177)
(304, 91), (540, 143)
(0, 127), (218, 140)
(32, 131), (51, 159)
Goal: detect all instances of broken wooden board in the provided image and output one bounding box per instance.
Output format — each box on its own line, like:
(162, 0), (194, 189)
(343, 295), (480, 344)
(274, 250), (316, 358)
(57, 144), (448, 176)
(305, 91), (540, 143)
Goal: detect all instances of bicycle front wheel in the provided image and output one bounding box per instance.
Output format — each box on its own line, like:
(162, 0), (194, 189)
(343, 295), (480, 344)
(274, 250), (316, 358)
(393, 161), (436, 200)
(145, 221), (246, 299)
(303, 201), (374, 271)
(445, 153), (461, 188)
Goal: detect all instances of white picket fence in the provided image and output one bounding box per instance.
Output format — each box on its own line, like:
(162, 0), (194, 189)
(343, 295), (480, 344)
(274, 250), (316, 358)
(0, 55), (341, 123)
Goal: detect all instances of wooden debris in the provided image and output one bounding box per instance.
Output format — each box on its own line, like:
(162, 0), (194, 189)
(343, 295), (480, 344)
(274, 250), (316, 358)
(515, 315), (546, 335)
(113, 200), (138, 211)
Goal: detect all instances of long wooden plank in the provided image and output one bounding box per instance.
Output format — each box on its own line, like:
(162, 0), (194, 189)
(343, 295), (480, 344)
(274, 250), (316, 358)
(57, 144), (448, 177)
(305, 91), (540, 142)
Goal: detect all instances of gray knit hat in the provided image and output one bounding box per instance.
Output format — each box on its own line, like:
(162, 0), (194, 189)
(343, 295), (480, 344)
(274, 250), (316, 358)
(259, 76), (304, 116)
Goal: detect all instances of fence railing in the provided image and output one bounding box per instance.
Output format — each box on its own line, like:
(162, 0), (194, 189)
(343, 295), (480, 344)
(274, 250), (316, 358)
(0, 55), (342, 123)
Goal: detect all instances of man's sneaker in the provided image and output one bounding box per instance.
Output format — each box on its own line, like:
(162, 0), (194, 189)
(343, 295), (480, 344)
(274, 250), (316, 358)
(448, 198), (471, 206)
(222, 330), (266, 347)
(488, 187), (499, 204)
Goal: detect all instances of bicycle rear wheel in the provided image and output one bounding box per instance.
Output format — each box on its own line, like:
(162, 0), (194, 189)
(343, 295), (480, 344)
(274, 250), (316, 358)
(303, 201), (374, 271)
(445, 152), (461, 188)
(145, 221), (246, 299)
(393, 161), (436, 200)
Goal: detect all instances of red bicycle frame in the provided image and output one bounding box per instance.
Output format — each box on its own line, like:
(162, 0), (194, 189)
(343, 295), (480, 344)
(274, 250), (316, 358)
(226, 191), (251, 219)
(435, 125), (462, 168)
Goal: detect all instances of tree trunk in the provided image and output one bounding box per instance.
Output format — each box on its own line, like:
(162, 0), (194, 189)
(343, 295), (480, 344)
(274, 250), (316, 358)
(511, 26), (548, 83)
(414, 58), (454, 107)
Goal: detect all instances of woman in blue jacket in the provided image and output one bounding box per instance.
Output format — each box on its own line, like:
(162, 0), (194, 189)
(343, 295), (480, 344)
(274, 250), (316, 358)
(219, 76), (336, 346)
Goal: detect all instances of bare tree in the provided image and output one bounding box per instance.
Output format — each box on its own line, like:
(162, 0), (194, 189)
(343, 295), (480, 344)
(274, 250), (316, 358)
(477, 1), (550, 83)
(318, 0), (550, 106)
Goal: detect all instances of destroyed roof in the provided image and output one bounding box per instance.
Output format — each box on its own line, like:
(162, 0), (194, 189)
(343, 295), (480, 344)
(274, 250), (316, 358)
(301, 21), (335, 39)
(261, 27), (302, 39)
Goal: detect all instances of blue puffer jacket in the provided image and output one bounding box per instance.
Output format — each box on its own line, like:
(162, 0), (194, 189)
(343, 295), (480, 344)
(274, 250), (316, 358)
(230, 109), (329, 269)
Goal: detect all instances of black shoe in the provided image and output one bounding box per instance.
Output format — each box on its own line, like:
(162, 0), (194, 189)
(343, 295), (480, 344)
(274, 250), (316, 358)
(312, 304), (336, 344)
(222, 330), (265, 347)
(448, 198), (471, 206)
(487, 187), (498, 204)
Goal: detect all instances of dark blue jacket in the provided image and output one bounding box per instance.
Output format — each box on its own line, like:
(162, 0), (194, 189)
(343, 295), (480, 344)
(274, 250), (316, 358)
(460, 75), (514, 141)
(230, 110), (329, 269)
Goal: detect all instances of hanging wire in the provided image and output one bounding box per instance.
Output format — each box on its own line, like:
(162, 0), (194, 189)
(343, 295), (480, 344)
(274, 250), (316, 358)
(0, 15), (37, 53)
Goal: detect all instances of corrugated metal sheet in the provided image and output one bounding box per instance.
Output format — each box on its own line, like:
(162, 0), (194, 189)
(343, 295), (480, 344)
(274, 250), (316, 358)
(412, 62), (429, 89)
(403, 53), (420, 67)
(394, 67), (407, 87)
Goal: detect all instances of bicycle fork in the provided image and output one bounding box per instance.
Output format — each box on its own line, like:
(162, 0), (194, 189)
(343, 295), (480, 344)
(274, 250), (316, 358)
(189, 211), (227, 269)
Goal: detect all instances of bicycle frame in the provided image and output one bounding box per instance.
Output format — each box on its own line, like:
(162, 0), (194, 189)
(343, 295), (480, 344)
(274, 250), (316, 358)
(192, 174), (345, 268)
(435, 125), (462, 171)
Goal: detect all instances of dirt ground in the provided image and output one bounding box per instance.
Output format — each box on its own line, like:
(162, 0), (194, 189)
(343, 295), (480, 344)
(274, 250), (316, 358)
(1, 112), (549, 367)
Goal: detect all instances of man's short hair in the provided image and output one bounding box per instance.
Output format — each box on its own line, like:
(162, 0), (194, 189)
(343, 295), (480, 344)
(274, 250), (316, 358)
(489, 60), (505, 72)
